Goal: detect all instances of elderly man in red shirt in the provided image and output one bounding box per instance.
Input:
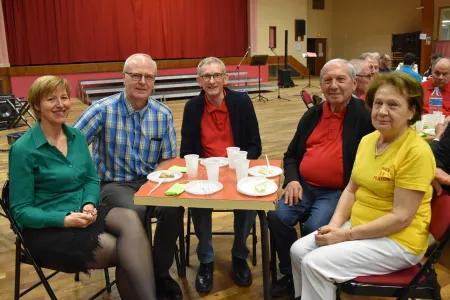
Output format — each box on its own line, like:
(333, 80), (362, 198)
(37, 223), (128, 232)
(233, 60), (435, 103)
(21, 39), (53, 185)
(267, 58), (374, 298)
(180, 57), (262, 294)
(423, 57), (450, 115)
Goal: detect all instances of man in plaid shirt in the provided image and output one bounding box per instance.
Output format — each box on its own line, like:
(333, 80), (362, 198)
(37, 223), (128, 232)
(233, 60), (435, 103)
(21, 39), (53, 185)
(75, 53), (184, 300)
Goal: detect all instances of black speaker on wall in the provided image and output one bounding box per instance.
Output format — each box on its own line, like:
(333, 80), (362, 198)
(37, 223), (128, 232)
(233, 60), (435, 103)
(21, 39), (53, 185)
(295, 19), (306, 38)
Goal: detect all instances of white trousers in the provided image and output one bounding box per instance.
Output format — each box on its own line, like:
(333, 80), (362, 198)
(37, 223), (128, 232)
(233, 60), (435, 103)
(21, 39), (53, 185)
(290, 223), (422, 300)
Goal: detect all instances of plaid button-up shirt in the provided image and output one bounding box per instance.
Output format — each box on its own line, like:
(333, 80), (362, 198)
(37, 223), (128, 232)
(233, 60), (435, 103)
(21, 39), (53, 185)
(75, 92), (176, 182)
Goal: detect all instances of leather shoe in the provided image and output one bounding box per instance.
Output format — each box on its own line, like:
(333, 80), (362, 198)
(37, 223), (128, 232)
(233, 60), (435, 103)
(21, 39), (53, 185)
(231, 256), (252, 286)
(195, 262), (214, 293)
(271, 274), (294, 298)
(155, 274), (183, 300)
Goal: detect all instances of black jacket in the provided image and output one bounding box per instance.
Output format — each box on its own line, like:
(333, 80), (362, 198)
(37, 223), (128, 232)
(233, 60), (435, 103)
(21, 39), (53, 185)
(283, 97), (374, 187)
(180, 88), (262, 159)
(431, 125), (450, 192)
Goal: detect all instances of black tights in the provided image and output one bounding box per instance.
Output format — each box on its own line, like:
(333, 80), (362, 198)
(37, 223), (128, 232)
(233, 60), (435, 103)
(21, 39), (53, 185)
(87, 207), (156, 300)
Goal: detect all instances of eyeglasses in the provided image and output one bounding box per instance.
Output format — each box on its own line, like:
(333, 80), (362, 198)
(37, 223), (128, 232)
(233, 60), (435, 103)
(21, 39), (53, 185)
(200, 73), (225, 81)
(356, 73), (373, 79)
(124, 72), (156, 82)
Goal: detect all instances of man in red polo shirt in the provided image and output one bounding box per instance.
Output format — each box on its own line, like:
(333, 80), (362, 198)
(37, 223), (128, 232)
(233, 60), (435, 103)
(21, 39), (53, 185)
(422, 57), (450, 115)
(267, 59), (374, 298)
(180, 57), (262, 293)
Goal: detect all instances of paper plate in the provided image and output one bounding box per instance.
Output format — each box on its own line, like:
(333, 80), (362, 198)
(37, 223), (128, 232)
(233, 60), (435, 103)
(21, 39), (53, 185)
(248, 165), (283, 178)
(185, 180), (223, 195)
(422, 128), (435, 136)
(237, 177), (278, 197)
(147, 170), (182, 183)
(200, 157), (229, 167)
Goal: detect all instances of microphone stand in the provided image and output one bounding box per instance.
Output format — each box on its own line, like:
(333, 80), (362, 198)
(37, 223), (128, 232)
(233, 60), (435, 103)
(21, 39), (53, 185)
(236, 46), (251, 92)
(269, 47), (291, 101)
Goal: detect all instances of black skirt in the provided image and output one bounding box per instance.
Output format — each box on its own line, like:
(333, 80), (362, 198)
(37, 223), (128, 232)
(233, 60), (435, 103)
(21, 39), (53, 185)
(22, 204), (113, 273)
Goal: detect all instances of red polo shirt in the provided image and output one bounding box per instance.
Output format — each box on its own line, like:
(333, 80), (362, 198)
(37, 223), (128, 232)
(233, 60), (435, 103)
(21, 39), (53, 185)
(200, 93), (234, 158)
(299, 102), (345, 188)
(422, 79), (450, 116)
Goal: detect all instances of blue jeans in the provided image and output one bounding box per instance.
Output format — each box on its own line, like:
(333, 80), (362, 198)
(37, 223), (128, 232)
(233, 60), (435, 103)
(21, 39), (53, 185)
(267, 179), (342, 275)
(191, 208), (257, 263)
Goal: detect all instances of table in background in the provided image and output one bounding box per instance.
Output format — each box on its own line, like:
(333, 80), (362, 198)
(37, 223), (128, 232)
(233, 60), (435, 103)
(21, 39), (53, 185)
(134, 157), (282, 300)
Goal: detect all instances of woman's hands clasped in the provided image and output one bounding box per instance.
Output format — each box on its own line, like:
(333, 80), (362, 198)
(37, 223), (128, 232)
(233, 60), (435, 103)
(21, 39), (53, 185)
(64, 204), (98, 228)
(315, 225), (350, 246)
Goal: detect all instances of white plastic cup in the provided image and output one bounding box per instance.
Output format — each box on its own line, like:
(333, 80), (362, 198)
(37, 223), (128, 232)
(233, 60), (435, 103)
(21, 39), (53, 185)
(235, 158), (250, 182)
(184, 154), (199, 178)
(433, 111), (445, 125)
(204, 160), (220, 182)
(226, 147), (240, 169)
(415, 120), (424, 134)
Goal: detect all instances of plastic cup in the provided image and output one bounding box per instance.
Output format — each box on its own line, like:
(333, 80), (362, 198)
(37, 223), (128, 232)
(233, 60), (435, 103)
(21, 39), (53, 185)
(226, 147), (240, 169)
(235, 158), (250, 182)
(204, 160), (220, 182)
(184, 154), (199, 178)
(415, 120), (424, 134)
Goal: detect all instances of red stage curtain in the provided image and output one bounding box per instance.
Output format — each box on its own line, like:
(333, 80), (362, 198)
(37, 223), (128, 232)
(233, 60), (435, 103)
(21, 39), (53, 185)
(2, 0), (248, 65)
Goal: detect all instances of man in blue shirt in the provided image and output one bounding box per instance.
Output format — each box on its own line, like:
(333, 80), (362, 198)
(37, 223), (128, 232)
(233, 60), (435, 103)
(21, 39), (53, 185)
(75, 53), (183, 299)
(398, 52), (422, 82)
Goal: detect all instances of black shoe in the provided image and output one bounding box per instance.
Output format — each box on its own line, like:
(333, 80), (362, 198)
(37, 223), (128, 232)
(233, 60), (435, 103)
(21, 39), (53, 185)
(155, 274), (183, 300)
(271, 274), (294, 298)
(231, 256), (252, 286)
(195, 262), (214, 293)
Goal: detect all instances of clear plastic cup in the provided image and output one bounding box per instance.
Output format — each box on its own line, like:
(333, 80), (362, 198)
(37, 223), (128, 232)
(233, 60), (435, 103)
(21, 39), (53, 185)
(184, 154), (199, 178)
(226, 147), (240, 169)
(204, 160), (220, 182)
(235, 158), (250, 182)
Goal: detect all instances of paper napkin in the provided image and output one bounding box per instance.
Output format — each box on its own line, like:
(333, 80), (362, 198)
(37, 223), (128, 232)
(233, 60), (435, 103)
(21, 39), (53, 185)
(164, 183), (186, 196)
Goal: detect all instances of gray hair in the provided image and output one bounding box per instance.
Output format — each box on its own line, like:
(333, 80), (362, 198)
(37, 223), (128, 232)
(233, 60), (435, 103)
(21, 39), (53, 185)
(123, 53), (157, 72)
(432, 57), (450, 70)
(197, 57), (226, 76)
(359, 52), (380, 61)
(349, 58), (368, 75)
(320, 58), (356, 81)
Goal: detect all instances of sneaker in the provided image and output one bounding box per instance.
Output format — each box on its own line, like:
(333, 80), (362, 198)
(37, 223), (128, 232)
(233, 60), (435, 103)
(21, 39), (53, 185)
(231, 256), (252, 286)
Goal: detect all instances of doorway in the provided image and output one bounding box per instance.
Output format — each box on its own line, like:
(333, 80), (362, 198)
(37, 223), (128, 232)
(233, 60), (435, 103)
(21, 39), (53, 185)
(306, 38), (327, 76)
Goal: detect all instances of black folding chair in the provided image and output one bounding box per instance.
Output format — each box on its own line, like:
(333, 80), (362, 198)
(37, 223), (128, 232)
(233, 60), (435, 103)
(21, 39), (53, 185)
(0, 96), (36, 129)
(185, 208), (258, 267)
(1, 181), (115, 300)
(337, 192), (450, 299)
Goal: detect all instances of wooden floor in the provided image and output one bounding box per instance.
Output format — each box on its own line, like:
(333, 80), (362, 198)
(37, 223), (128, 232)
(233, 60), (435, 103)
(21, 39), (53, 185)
(0, 78), (449, 299)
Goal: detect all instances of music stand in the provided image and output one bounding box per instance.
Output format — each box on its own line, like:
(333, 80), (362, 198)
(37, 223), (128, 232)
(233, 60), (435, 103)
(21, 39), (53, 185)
(269, 48), (291, 101)
(250, 55), (269, 102)
(302, 52), (319, 89)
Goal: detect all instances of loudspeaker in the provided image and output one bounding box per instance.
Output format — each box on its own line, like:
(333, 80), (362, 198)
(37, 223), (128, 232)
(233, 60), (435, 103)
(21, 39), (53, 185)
(295, 19), (306, 38)
(278, 69), (294, 88)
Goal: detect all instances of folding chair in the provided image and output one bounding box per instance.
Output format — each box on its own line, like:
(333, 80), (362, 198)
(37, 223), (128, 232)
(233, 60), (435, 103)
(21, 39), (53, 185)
(1, 96), (36, 129)
(300, 89), (314, 109)
(145, 207), (186, 278)
(337, 192), (450, 300)
(1, 181), (115, 300)
(185, 208), (258, 267)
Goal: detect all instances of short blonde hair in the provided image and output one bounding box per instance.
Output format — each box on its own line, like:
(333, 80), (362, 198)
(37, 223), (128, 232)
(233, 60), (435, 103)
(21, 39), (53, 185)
(28, 75), (70, 120)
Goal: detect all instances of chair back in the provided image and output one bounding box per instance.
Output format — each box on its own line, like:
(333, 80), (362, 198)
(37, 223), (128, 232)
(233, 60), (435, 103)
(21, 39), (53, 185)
(300, 89), (314, 109)
(429, 192), (450, 242)
(1, 180), (26, 240)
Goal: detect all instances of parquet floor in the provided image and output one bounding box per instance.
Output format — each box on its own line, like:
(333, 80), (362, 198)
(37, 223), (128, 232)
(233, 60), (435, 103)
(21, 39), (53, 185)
(0, 78), (449, 299)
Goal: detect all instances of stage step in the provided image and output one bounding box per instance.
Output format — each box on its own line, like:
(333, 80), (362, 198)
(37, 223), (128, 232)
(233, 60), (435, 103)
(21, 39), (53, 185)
(79, 71), (276, 104)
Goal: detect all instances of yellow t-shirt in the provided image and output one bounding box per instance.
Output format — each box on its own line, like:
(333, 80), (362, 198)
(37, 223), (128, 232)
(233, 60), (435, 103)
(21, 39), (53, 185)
(351, 128), (435, 255)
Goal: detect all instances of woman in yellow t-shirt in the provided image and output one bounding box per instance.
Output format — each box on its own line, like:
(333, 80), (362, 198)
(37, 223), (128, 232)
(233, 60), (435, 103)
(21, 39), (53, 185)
(290, 72), (435, 300)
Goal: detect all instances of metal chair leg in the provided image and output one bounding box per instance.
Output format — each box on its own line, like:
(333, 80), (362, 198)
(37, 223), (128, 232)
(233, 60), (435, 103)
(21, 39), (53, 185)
(252, 222), (257, 266)
(185, 208), (192, 266)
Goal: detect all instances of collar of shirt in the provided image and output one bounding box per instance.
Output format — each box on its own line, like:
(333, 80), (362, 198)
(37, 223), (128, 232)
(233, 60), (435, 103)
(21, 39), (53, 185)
(323, 101), (346, 119)
(424, 79), (450, 93)
(122, 92), (150, 117)
(31, 123), (75, 149)
(204, 90), (228, 113)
